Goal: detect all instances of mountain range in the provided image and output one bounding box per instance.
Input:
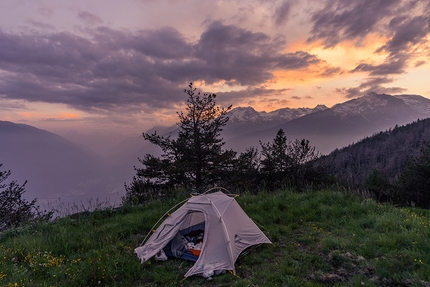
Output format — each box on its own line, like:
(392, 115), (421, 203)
(1, 92), (430, 205)
(224, 93), (430, 154)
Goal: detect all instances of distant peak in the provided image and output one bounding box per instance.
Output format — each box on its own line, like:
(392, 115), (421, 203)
(366, 91), (379, 96)
(230, 106), (257, 112)
(314, 104), (329, 110)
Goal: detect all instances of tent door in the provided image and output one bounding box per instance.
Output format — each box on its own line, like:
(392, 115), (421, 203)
(163, 211), (205, 262)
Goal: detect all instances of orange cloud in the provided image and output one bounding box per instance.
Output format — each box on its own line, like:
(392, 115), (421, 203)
(20, 112), (35, 118)
(19, 111), (80, 120)
(59, 113), (79, 119)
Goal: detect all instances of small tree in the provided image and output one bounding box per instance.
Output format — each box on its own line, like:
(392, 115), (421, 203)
(288, 138), (320, 188)
(0, 164), (52, 231)
(365, 168), (391, 201)
(396, 144), (430, 208)
(260, 129), (291, 190)
(227, 146), (262, 192)
(259, 129), (322, 190)
(124, 83), (235, 204)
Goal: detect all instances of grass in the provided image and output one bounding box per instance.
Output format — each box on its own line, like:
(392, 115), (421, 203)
(1, 189), (430, 286)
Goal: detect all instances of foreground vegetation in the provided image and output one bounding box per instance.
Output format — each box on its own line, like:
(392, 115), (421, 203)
(1, 188), (430, 286)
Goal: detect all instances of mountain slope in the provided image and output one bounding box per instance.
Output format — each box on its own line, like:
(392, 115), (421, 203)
(317, 118), (430, 186)
(0, 121), (118, 204)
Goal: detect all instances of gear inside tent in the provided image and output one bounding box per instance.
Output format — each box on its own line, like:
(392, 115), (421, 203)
(134, 189), (272, 278)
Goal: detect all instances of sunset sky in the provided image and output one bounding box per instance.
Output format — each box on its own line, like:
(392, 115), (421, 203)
(1, 0), (430, 135)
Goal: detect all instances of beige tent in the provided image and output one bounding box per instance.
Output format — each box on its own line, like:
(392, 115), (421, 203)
(135, 190), (271, 278)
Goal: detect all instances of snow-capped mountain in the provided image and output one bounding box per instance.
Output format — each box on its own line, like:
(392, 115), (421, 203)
(394, 94), (430, 116)
(331, 92), (427, 121)
(226, 92), (430, 155)
(227, 104), (328, 124)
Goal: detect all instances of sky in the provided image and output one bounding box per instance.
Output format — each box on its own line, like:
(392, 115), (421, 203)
(1, 0), (430, 135)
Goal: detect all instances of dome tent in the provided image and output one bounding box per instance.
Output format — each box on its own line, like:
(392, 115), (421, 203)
(134, 189), (272, 278)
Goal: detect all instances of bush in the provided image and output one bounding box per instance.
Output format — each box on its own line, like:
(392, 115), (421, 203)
(0, 164), (53, 231)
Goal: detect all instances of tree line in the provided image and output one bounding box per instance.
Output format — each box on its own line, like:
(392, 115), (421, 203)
(123, 84), (430, 209)
(122, 83), (331, 205)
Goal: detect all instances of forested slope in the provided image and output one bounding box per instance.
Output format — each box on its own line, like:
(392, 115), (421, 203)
(318, 118), (430, 186)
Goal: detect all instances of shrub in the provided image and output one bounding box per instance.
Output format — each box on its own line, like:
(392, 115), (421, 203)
(0, 164), (53, 231)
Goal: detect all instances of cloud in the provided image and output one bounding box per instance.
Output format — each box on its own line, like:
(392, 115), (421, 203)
(336, 76), (407, 98)
(217, 86), (290, 104)
(308, 0), (430, 83)
(307, 0), (402, 48)
(77, 10), (103, 26)
(0, 21), (323, 115)
(25, 20), (56, 30)
(351, 56), (407, 75)
(320, 66), (343, 77)
(377, 15), (430, 56)
(273, 1), (292, 26)
(414, 60), (426, 67)
(0, 98), (27, 110)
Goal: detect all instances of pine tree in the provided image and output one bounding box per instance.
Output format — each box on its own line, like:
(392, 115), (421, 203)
(124, 83), (235, 204)
(259, 129), (322, 190)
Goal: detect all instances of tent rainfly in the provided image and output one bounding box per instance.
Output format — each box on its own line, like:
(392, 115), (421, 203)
(135, 190), (272, 278)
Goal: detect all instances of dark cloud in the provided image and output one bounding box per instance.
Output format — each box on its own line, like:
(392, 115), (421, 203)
(125, 27), (192, 60)
(273, 1), (292, 26)
(307, 0), (402, 47)
(77, 10), (103, 26)
(308, 0), (430, 84)
(320, 66), (343, 77)
(414, 60), (426, 67)
(192, 22), (320, 85)
(274, 51), (320, 70)
(351, 56), (407, 75)
(25, 20), (56, 30)
(0, 98), (26, 110)
(0, 29), (180, 111)
(335, 87), (361, 99)
(377, 15), (430, 56)
(0, 21), (321, 114)
(216, 87), (290, 105)
(41, 117), (84, 122)
(336, 76), (407, 98)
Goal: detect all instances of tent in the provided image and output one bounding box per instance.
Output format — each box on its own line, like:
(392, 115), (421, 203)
(134, 190), (272, 278)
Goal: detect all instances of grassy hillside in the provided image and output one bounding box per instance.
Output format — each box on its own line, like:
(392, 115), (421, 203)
(1, 189), (430, 286)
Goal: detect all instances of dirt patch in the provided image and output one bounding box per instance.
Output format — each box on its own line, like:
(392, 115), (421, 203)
(309, 251), (375, 284)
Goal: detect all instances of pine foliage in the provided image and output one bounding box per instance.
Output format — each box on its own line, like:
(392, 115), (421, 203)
(123, 83), (235, 204)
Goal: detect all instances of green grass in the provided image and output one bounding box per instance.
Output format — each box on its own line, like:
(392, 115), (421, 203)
(1, 189), (430, 286)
